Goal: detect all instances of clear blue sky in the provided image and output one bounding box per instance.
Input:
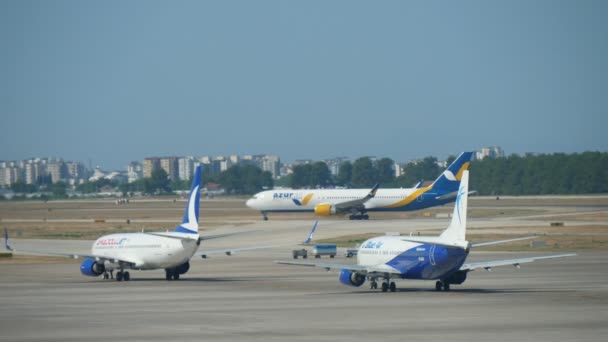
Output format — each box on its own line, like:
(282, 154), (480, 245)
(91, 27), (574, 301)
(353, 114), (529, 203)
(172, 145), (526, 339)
(1, 0), (606, 170)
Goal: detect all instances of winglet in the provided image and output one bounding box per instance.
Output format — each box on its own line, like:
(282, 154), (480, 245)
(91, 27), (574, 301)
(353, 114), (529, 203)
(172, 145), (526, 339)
(367, 183), (380, 198)
(304, 221), (319, 244)
(174, 166), (202, 234)
(4, 228), (12, 251)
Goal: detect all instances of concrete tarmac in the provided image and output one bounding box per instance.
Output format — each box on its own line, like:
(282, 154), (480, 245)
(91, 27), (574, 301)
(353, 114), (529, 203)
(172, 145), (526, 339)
(0, 249), (606, 342)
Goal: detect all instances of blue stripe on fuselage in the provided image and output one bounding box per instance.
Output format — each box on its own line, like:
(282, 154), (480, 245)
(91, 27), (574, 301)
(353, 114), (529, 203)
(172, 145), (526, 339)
(385, 244), (468, 280)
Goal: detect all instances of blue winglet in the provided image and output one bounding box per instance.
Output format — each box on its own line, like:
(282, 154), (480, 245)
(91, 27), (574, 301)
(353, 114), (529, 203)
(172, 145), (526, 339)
(304, 221), (318, 244)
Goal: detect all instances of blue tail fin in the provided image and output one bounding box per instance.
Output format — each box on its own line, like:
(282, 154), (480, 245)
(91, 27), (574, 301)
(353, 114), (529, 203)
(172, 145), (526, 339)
(174, 166), (202, 234)
(430, 152), (473, 193)
(4, 228), (12, 251)
(304, 221), (318, 244)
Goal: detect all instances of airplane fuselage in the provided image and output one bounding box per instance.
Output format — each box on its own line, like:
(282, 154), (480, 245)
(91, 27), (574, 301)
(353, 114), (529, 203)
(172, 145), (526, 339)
(247, 188), (452, 213)
(357, 236), (469, 280)
(92, 233), (199, 270)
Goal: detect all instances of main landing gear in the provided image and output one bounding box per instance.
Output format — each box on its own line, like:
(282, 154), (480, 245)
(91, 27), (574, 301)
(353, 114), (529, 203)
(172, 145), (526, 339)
(165, 268), (181, 281)
(349, 214), (369, 220)
(102, 269), (130, 282)
(115, 270), (131, 282)
(435, 280), (451, 291)
(102, 269), (114, 280)
(370, 277), (396, 292)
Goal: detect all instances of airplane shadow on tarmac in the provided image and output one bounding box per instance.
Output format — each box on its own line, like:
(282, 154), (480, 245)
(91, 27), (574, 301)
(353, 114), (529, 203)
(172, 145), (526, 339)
(317, 287), (575, 296)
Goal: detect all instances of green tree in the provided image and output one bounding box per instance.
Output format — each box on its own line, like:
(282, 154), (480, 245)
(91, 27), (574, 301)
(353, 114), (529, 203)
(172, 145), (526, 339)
(374, 158), (395, 185)
(119, 179), (146, 194)
(148, 168), (171, 194)
(394, 156), (440, 188)
(218, 165), (273, 194)
(10, 181), (37, 193)
(469, 152), (608, 195)
(310, 162), (332, 188)
(50, 182), (67, 198)
(336, 161), (352, 187)
(351, 157), (376, 188)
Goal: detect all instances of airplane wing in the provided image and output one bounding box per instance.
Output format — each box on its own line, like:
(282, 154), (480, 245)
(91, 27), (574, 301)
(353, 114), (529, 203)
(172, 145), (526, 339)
(460, 253), (576, 271)
(5, 229), (140, 266)
(275, 260), (395, 275)
(199, 230), (263, 241)
(197, 244), (277, 258)
(8, 246), (140, 267)
(332, 183), (380, 212)
(471, 236), (537, 248)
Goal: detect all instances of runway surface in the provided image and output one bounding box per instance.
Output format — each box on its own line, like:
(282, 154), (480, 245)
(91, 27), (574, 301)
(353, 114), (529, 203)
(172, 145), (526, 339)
(0, 249), (606, 342)
(1, 196), (607, 341)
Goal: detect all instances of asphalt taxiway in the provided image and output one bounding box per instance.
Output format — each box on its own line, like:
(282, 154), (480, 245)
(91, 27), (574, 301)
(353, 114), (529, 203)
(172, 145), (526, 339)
(1, 197), (607, 342)
(0, 248), (606, 342)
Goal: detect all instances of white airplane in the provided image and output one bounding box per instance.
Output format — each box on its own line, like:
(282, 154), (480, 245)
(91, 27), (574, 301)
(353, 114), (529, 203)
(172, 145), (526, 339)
(247, 152), (474, 220)
(5, 166), (269, 282)
(277, 170), (576, 292)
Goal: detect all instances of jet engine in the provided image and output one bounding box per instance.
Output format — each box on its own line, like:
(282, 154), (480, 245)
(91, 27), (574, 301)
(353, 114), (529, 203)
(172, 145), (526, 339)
(338, 269), (366, 287)
(314, 204), (336, 217)
(176, 262), (190, 275)
(443, 270), (468, 285)
(80, 258), (105, 277)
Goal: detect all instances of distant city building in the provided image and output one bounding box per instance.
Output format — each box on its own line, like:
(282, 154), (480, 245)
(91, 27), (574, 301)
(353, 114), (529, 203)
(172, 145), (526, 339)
(66, 161), (86, 180)
(25, 162), (42, 185)
(47, 160), (66, 183)
(214, 156), (231, 173)
(127, 161), (143, 183)
(143, 157), (161, 178)
(178, 157), (194, 181)
(229, 154), (240, 165)
(160, 157), (179, 182)
(260, 155), (280, 178)
(394, 162), (403, 177)
(88, 167), (107, 182)
(0, 167), (19, 186)
(476, 146), (505, 160)
(323, 157), (349, 177)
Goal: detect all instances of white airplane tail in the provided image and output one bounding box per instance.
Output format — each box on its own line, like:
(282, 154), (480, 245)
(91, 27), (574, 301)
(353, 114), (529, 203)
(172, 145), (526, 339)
(439, 170), (469, 242)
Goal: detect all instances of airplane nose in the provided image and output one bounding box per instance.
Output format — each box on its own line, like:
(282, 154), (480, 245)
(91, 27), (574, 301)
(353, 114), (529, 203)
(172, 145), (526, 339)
(246, 198), (254, 208)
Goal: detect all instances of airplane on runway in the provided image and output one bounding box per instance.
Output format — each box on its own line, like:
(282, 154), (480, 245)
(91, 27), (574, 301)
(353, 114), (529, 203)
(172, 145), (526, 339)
(247, 152), (474, 220)
(276, 170), (576, 292)
(4, 166), (269, 282)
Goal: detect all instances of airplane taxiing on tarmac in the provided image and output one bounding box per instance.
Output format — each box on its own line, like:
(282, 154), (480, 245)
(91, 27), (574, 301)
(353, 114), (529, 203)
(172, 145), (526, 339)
(276, 170), (576, 292)
(246, 151), (474, 220)
(4, 166), (269, 282)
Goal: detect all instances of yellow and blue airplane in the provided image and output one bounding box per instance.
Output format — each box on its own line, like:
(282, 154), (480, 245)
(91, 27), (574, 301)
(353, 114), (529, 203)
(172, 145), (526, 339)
(247, 152), (473, 220)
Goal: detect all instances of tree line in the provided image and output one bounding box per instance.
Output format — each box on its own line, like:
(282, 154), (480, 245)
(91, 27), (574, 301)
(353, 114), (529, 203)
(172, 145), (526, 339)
(6, 152), (608, 197)
(119, 164), (274, 195)
(469, 152), (608, 195)
(278, 155), (456, 190)
(277, 152), (608, 196)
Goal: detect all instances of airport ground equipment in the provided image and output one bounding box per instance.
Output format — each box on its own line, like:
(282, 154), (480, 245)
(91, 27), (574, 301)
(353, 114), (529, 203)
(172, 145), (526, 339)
(292, 249), (308, 259)
(345, 248), (358, 258)
(312, 244), (337, 258)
